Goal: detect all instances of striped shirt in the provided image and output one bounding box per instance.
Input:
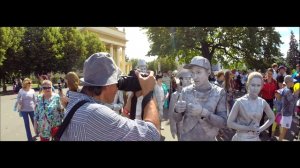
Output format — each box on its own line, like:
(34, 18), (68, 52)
(60, 91), (160, 141)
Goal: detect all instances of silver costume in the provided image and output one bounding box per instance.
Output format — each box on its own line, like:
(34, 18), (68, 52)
(169, 69), (192, 140)
(174, 84), (227, 141)
(227, 72), (275, 141)
(174, 56), (227, 141)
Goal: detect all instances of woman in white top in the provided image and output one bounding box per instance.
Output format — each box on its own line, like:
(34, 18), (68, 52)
(227, 72), (275, 141)
(15, 78), (37, 141)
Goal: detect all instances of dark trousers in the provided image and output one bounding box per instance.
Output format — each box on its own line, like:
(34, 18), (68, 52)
(260, 99), (273, 137)
(21, 111), (34, 141)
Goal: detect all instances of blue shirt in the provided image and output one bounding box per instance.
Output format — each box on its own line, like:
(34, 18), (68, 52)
(60, 91), (160, 141)
(292, 71), (300, 83)
(281, 87), (299, 116)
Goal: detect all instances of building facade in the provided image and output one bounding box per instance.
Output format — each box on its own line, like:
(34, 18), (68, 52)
(78, 27), (132, 75)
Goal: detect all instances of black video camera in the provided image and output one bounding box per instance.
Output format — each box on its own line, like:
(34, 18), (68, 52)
(58, 83), (62, 92)
(117, 69), (148, 92)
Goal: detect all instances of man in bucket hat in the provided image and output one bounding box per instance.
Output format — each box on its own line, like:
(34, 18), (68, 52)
(60, 52), (160, 141)
(173, 56), (227, 141)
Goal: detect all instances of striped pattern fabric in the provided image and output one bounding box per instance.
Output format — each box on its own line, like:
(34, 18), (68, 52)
(60, 91), (160, 141)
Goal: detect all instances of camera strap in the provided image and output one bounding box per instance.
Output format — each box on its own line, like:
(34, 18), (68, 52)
(141, 90), (154, 120)
(130, 93), (137, 120)
(53, 100), (89, 141)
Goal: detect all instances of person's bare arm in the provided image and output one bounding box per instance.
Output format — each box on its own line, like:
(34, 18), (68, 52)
(122, 92), (133, 118)
(143, 99), (160, 131)
(60, 96), (69, 108)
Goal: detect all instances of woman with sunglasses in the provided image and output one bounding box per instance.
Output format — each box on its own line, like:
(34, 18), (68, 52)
(34, 80), (63, 141)
(15, 78), (37, 141)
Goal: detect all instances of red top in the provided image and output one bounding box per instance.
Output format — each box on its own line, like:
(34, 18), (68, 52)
(260, 78), (278, 100)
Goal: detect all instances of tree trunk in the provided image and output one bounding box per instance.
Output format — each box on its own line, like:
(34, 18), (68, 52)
(3, 84), (7, 92)
(2, 78), (7, 92)
(200, 42), (213, 63)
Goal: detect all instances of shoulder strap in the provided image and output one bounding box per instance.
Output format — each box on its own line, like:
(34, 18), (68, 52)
(141, 91), (154, 120)
(130, 93), (137, 120)
(54, 100), (89, 141)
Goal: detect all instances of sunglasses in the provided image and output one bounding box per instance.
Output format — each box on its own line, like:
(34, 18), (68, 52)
(42, 87), (51, 90)
(26, 82), (32, 84)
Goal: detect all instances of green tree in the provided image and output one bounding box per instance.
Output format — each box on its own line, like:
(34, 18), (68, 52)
(147, 57), (178, 73)
(21, 27), (64, 76)
(81, 30), (106, 58)
(0, 27), (12, 66)
(147, 59), (157, 71)
(144, 27), (283, 70)
(286, 31), (300, 68)
(241, 27), (283, 70)
(59, 27), (86, 73)
(129, 58), (139, 69)
(0, 27), (26, 91)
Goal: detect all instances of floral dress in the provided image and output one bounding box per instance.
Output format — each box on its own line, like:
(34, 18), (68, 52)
(34, 93), (63, 138)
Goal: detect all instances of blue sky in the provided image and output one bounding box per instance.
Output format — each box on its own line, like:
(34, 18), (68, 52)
(119, 27), (299, 62)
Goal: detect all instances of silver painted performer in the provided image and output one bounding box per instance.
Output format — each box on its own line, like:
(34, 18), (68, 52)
(227, 72), (275, 141)
(174, 56), (227, 141)
(169, 69), (192, 140)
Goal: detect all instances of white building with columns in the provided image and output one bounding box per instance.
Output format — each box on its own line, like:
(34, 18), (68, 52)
(78, 27), (132, 75)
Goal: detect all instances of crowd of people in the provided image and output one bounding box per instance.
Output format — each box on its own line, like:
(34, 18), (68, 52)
(12, 52), (300, 141)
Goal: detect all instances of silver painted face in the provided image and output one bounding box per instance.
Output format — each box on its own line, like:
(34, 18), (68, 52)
(248, 77), (262, 98)
(138, 65), (147, 73)
(182, 77), (192, 87)
(191, 66), (209, 87)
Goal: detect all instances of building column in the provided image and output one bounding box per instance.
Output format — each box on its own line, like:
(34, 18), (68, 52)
(122, 47), (126, 74)
(116, 46), (121, 69)
(110, 44), (114, 58)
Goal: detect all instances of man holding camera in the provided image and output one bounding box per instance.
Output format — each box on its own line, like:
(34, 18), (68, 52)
(60, 52), (160, 141)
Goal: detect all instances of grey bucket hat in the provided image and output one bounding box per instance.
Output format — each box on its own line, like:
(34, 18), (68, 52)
(80, 52), (120, 86)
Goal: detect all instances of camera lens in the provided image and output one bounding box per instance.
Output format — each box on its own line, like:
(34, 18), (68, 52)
(117, 76), (141, 92)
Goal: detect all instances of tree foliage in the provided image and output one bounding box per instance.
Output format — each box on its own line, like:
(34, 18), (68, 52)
(286, 31), (300, 68)
(147, 57), (178, 73)
(0, 27), (106, 90)
(59, 27), (86, 73)
(129, 58), (139, 70)
(81, 30), (106, 59)
(20, 27), (64, 76)
(0, 27), (26, 88)
(144, 27), (283, 70)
